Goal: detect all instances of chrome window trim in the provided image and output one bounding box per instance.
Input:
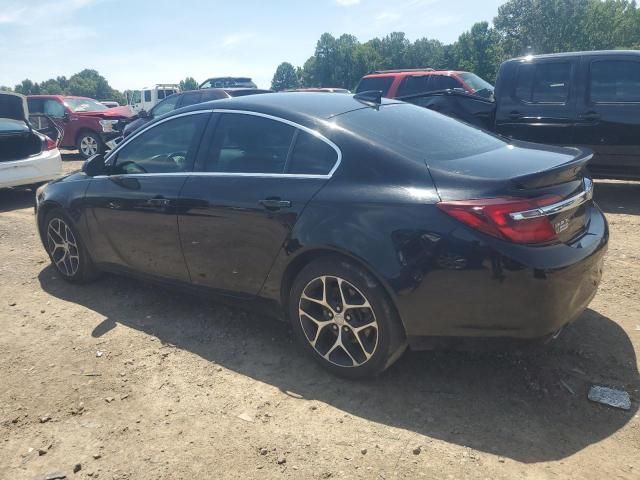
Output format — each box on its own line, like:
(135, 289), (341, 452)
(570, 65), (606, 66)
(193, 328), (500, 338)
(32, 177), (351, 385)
(509, 177), (594, 221)
(103, 108), (342, 179)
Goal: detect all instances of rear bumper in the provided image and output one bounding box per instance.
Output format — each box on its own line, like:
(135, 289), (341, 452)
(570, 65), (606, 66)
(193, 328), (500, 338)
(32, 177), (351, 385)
(0, 149), (62, 189)
(398, 205), (608, 340)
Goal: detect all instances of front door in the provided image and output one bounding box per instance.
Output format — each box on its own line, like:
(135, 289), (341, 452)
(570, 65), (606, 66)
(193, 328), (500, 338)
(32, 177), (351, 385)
(83, 111), (209, 281)
(496, 58), (577, 145)
(573, 54), (640, 178)
(178, 112), (339, 296)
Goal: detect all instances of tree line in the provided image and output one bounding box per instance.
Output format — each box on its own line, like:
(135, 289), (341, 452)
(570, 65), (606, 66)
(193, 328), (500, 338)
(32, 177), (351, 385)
(270, 0), (640, 91)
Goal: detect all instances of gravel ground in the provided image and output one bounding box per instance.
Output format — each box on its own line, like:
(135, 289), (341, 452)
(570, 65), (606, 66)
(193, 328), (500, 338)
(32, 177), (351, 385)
(0, 154), (638, 479)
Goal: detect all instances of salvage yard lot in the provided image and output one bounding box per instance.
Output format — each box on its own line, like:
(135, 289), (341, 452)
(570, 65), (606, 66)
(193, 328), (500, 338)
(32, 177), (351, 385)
(1, 155), (638, 480)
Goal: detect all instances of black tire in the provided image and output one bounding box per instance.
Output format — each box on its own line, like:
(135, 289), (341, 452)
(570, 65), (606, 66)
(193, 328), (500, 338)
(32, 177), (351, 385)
(43, 209), (99, 283)
(289, 256), (407, 378)
(76, 131), (104, 160)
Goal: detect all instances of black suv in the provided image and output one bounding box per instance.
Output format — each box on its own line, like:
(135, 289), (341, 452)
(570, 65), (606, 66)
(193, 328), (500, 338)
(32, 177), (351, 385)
(123, 88), (271, 137)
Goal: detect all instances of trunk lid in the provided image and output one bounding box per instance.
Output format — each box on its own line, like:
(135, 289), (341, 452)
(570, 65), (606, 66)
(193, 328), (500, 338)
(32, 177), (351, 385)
(0, 91), (29, 124)
(429, 141), (594, 244)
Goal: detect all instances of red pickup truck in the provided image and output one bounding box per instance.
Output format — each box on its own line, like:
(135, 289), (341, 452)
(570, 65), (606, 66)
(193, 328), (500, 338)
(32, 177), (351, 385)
(27, 95), (134, 159)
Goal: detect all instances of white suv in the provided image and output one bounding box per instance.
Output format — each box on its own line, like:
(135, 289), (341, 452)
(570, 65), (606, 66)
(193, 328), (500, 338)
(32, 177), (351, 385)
(0, 92), (62, 190)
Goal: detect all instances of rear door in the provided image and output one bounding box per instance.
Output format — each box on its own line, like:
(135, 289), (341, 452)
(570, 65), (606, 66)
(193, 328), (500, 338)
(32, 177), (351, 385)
(496, 58), (577, 145)
(573, 53), (640, 178)
(84, 111), (208, 281)
(178, 111), (339, 296)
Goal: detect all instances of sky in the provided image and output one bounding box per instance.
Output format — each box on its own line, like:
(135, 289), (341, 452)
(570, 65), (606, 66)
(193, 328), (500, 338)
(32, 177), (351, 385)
(0, 0), (506, 91)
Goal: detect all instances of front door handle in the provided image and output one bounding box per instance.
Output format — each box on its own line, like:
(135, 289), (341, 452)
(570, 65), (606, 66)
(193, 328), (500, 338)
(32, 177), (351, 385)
(259, 198), (291, 210)
(147, 196), (170, 207)
(578, 111), (600, 121)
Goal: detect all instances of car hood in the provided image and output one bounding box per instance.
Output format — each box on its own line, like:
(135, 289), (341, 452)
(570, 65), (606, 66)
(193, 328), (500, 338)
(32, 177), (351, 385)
(74, 105), (134, 119)
(0, 91), (28, 123)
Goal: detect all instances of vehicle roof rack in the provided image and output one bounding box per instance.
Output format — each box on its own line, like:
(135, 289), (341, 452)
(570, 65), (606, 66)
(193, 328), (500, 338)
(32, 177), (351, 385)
(371, 68), (435, 74)
(353, 90), (383, 107)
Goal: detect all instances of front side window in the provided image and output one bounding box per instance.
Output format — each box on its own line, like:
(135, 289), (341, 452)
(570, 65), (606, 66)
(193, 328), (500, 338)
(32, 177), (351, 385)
(112, 113), (206, 174)
(288, 130), (338, 175)
(150, 94), (180, 117)
(144, 90), (151, 102)
(430, 75), (462, 91)
(590, 60), (640, 103)
(203, 114), (295, 173)
(43, 99), (65, 118)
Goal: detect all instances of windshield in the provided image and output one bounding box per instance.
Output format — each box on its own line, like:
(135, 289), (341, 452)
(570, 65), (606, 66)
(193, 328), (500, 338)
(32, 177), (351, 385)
(64, 98), (108, 112)
(336, 103), (505, 162)
(355, 77), (394, 96)
(458, 73), (494, 98)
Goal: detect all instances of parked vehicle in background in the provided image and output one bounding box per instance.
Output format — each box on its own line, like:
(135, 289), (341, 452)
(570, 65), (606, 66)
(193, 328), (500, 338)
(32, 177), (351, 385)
(290, 88), (351, 93)
(1, 92), (62, 189)
(405, 50), (640, 179)
(27, 95), (134, 159)
(122, 87), (272, 137)
(35, 92), (607, 378)
(199, 77), (257, 89)
(128, 84), (180, 114)
(356, 69), (495, 99)
(100, 101), (120, 108)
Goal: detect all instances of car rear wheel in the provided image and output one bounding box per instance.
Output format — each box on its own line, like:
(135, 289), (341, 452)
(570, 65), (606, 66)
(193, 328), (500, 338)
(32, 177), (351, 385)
(77, 132), (104, 159)
(289, 257), (407, 378)
(44, 209), (99, 283)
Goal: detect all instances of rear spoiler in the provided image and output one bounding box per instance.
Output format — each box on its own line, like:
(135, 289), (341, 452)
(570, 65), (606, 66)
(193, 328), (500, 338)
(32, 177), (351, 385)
(512, 149), (593, 190)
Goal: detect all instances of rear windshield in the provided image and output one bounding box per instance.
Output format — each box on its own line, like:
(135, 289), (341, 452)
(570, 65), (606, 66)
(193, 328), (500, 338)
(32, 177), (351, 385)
(336, 103), (505, 162)
(355, 77), (394, 96)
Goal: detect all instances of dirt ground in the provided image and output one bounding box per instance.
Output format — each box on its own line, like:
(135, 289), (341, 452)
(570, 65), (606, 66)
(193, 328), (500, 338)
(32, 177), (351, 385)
(0, 153), (638, 480)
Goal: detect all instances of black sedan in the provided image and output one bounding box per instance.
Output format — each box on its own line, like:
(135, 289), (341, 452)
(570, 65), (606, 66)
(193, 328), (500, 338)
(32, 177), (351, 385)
(35, 92), (608, 378)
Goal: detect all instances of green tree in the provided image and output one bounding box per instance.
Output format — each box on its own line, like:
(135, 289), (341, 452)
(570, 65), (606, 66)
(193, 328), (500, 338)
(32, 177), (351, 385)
(15, 79), (38, 95)
(179, 77), (198, 91)
(452, 22), (503, 82)
(0, 86), (13, 91)
(271, 62), (300, 91)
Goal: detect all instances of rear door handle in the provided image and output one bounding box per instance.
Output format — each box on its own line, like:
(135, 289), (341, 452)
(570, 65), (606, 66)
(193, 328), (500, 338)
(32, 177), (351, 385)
(259, 198), (291, 210)
(147, 196), (170, 207)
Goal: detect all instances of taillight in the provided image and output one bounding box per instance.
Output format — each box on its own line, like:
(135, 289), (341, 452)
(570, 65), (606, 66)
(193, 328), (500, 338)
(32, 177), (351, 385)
(43, 136), (57, 151)
(437, 196), (562, 244)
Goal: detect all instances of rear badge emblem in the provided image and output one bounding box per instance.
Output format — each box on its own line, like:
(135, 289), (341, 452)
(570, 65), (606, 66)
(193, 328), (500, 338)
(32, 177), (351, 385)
(554, 218), (570, 234)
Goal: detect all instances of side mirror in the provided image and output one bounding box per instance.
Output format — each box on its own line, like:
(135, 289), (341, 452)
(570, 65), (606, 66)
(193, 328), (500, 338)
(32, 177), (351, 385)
(62, 111), (71, 123)
(138, 110), (149, 119)
(82, 154), (108, 177)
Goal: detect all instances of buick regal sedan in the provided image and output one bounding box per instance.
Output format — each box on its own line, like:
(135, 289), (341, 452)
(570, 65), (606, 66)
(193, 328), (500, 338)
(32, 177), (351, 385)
(35, 92), (608, 378)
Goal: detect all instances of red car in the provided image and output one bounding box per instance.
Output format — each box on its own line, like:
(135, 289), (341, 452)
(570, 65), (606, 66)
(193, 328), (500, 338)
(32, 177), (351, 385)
(27, 95), (134, 159)
(355, 69), (495, 99)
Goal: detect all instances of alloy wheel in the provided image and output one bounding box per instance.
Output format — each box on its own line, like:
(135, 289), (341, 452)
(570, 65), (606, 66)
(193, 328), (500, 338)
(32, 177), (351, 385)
(80, 135), (98, 157)
(298, 275), (379, 368)
(47, 217), (80, 277)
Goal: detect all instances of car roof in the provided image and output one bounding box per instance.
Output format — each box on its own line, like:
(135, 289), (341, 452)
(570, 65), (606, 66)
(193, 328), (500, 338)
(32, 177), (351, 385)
(177, 92), (399, 124)
(507, 50), (640, 62)
(362, 70), (466, 79)
(27, 95), (93, 100)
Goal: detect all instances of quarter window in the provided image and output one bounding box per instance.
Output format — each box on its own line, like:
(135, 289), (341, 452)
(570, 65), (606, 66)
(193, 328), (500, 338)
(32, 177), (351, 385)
(590, 60), (640, 103)
(203, 114), (295, 173)
(287, 131), (338, 175)
(112, 114), (206, 174)
(514, 62), (571, 103)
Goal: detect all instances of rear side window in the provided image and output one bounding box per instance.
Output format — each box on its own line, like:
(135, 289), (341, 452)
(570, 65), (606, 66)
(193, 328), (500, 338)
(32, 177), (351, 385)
(179, 93), (203, 107)
(27, 99), (44, 113)
(150, 94), (180, 117)
(429, 75), (462, 91)
(396, 75), (431, 97)
(355, 77), (394, 96)
(336, 103), (505, 162)
(590, 60), (640, 103)
(43, 100), (65, 118)
(514, 62), (571, 104)
(287, 131), (338, 175)
(204, 114), (295, 173)
(144, 90), (151, 102)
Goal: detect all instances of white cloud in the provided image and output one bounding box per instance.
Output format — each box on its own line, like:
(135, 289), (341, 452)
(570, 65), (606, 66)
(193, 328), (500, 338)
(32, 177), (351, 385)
(335, 0), (361, 6)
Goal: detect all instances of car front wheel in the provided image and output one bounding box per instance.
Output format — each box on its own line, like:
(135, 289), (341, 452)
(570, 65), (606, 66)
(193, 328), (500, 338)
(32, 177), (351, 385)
(289, 257), (407, 378)
(77, 132), (104, 159)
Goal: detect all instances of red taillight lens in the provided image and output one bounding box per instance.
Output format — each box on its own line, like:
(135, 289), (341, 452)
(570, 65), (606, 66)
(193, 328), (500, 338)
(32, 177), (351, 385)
(437, 196), (562, 244)
(43, 136), (57, 151)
